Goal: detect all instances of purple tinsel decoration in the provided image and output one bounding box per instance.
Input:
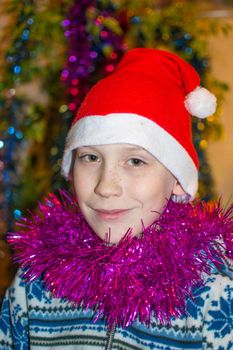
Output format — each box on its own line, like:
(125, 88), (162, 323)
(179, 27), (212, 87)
(8, 192), (233, 329)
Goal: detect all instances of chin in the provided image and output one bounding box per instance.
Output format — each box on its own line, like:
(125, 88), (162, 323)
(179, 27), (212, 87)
(95, 232), (124, 244)
(95, 226), (139, 245)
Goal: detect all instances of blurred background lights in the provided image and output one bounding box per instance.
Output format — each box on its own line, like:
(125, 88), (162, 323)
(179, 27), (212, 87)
(13, 66), (22, 74)
(8, 127), (15, 135)
(13, 209), (22, 220)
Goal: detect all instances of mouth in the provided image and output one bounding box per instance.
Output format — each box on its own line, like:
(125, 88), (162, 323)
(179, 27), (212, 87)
(94, 209), (131, 220)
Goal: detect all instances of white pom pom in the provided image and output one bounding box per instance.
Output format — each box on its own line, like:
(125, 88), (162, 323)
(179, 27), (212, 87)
(184, 86), (217, 119)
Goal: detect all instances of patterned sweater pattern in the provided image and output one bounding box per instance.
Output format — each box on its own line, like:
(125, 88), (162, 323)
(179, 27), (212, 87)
(0, 262), (233, 350)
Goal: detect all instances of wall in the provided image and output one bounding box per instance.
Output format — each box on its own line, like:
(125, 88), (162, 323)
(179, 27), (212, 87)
(207, 17), (233, 203)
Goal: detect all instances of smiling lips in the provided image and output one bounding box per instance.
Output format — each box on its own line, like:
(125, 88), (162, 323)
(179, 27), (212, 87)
(95, 209), (131, 220)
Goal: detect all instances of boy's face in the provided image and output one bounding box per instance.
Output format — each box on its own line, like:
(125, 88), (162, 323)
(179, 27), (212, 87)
(73, 144), (184, 244)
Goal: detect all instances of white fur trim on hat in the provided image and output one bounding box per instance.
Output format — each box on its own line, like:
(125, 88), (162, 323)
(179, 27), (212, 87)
(184, 86), (217, 119)
(62, 113), (198, 198)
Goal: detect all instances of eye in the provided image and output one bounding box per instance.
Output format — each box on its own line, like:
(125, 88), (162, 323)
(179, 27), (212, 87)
(78, 154), (99, 162)
(128, 158), (146, 167)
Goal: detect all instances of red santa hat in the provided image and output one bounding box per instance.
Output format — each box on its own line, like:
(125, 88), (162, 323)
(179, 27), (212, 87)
(62, 48), (217, 198)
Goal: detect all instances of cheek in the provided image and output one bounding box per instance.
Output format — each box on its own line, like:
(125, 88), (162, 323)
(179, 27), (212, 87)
(132, 180), (171, 233)
(139, 174), (175, 211)
(73, 168), (93, 200)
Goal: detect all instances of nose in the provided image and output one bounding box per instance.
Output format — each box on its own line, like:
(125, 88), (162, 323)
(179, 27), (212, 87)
(94, 164), (122, 198)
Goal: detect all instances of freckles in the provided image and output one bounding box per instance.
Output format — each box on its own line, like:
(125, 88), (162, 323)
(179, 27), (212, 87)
(74, 173), (91, 196)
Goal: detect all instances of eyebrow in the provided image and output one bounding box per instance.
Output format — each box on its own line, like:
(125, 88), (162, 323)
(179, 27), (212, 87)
(78, 145), (145, 151)
(76, 145), (149, 155)
(120, 145), (148, 153)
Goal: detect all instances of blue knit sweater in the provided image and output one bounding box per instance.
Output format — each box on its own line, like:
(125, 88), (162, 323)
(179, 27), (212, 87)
(0, 261), (233, 350)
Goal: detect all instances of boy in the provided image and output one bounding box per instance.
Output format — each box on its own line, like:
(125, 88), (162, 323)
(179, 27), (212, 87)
(0, 48), (233, 349)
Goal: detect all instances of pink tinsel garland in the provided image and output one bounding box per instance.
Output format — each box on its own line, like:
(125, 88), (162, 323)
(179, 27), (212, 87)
(8, 191), (233, 329)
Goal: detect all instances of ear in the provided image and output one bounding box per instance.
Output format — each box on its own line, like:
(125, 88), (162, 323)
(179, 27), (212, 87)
(68, 172), (73, 182)
(172, 180), (186, 196)
(67, 150), (76, 182)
